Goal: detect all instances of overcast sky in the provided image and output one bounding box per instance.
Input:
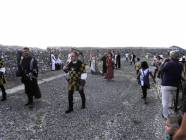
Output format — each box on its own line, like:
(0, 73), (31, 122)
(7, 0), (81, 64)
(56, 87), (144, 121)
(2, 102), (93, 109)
(0, 0), (185, 49)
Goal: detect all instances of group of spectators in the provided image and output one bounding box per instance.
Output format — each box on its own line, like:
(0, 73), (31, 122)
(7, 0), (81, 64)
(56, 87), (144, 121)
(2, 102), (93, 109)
(126, 49), (186, 139)
(155, 51), (186, 140)
(135, 50), (186, 140)
(125, 52), (136, 65)
(89, 51), (121, 80)
(0, 47), (186, 139)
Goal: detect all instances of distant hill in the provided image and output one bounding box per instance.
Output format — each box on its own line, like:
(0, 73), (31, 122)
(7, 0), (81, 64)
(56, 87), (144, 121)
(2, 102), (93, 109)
(0, 44), (22, 51)
(0, 44), (45, 51)
(169, 46), (185, 51)
(169, 46), (186, 55)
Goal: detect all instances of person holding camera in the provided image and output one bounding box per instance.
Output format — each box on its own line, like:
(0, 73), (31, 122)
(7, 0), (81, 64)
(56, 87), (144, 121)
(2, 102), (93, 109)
(63, 51), (86, 114)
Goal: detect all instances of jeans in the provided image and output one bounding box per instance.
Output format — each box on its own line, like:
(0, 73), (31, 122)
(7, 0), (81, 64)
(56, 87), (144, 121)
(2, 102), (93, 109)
(161, 86), (177, 118)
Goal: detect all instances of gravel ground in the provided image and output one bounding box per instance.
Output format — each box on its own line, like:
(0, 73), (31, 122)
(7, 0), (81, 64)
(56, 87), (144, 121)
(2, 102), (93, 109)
(0, 61), (164, 140)
(4, 70), (63, 89)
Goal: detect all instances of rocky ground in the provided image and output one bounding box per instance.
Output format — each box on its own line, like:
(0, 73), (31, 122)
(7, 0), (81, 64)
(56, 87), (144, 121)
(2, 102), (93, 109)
(5, 70), (63, 89)
(0, 61), (164, 140)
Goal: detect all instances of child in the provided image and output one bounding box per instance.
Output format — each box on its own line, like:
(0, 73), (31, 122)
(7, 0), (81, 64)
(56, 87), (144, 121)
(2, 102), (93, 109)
(164, 116), (180, 140)
(138, 61), (155, 104)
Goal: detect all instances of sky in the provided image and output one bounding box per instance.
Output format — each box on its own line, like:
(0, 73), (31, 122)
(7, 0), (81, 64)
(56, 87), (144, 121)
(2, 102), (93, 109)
(0, 0), (186, 49)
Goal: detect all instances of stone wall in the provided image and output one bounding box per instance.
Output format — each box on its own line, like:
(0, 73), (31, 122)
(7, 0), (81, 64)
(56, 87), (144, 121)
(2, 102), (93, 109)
(0, 46), (51, 79)
(0, 45), (185, 80)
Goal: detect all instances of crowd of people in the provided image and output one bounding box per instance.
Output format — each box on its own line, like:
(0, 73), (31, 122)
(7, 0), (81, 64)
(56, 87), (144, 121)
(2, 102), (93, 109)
(0, 47), (186, 139)
(89, 51), (121, 80)
(135, 50), (186, 140)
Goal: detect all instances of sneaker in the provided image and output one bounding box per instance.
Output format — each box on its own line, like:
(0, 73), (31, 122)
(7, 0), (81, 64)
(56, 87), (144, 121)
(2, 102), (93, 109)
(65, 109), (73, 114)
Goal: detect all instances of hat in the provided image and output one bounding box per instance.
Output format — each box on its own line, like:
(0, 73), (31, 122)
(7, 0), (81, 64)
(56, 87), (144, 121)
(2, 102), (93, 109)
(170, 50), (180, 59)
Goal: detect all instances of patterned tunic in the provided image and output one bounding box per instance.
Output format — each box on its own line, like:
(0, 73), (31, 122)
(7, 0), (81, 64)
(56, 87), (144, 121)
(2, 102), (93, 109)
(64, 60), (85, 91)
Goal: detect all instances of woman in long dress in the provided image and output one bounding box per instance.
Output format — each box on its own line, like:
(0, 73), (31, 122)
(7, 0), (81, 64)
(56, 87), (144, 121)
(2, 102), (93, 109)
(104, 52), (114, 80)
(90, 55), (96, 74)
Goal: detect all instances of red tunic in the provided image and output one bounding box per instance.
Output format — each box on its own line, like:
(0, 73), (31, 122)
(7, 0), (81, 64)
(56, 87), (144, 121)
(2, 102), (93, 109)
(104, 57), (114, 80)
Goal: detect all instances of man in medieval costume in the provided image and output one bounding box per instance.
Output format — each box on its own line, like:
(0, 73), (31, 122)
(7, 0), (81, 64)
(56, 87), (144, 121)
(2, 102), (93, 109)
(63, 51), (86, 113)
(20, 47), (41, 108)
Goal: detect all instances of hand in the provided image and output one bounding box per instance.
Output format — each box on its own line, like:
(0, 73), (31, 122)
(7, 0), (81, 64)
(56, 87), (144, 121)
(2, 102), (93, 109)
(173, 129), (185, 140)
(63, 65), (68, 70)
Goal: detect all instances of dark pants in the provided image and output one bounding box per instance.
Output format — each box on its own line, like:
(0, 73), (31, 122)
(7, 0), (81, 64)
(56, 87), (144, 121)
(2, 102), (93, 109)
(141, 85), (148, 99)
(102, 65), (107, 75)
(68, 89), (86, 109)
(22, 77), (41, 104)
(116, 60), (121, 68)
(132, 59), (136, 65)
(0, 84), (6, 99)
(23, 80), (34, 104)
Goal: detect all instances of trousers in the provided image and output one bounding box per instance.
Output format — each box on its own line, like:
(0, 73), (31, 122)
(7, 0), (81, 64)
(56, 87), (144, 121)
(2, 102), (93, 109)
(0, 84), (6, 99)
(68, 89), (86, 109)
(161, 86), (177, 118)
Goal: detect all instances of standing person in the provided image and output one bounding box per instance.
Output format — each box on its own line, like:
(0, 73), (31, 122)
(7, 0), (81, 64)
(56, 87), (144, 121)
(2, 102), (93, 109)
(64, 48), (74, 81)
(131, 52), (136, 65)
(16, 50), (23, 77)
(116, 52), (121, 69)
(180, 57), (186, 77)
(55, 56), (62, 70)
(0, 58), (7, 101)
(137, 61), (155, 104)
(135, 58), (141, 75)
(20, 47), (41, 108)
(51, 53), (56, 71)
(160, 50), (184, 119)
(104, 52), (114, 80)
(128, 53), (132, 64)
(63, 51), (86, 113)
(125, 52), (129, 62)
(114, 53), (117, 69)
(101, 53), (107, 76)
(90, 55), (96, 74)
(90, 54), (99, 74)
(153, 55), (163, 79)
